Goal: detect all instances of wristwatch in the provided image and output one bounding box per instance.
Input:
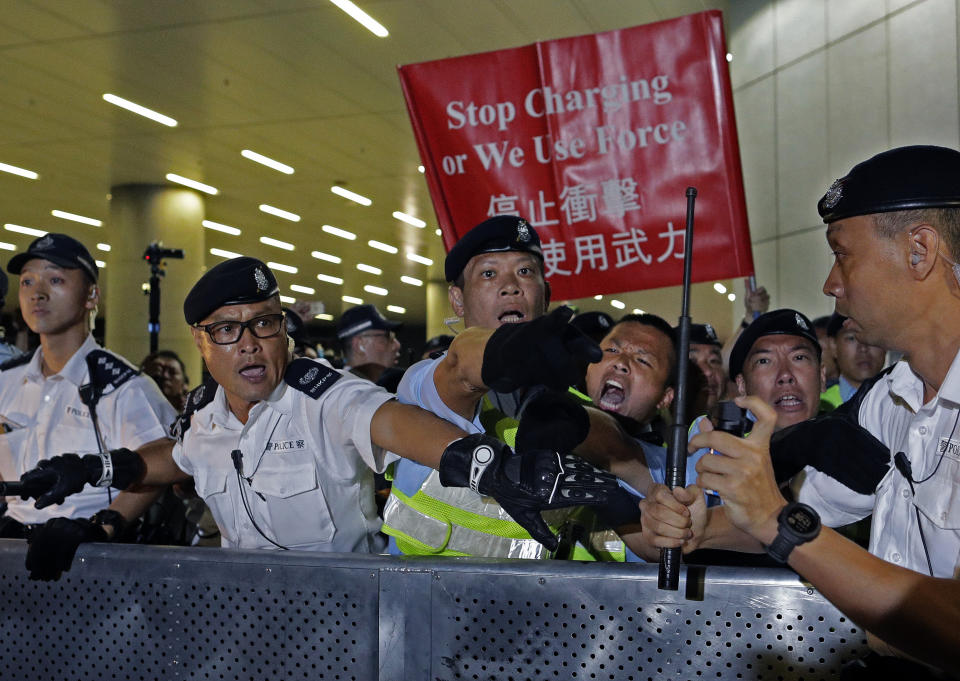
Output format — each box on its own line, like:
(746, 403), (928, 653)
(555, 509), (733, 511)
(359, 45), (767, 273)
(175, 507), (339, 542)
(765, 502), (820, 563)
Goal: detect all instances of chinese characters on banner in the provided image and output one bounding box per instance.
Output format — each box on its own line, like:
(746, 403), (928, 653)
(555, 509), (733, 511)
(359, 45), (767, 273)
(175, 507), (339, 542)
(398, 10), (753, 300)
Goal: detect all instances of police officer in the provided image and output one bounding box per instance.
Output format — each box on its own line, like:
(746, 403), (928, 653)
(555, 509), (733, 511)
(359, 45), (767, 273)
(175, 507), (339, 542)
(820, 312), (886, 407)
(0, 234), (175, 554)
(687, 323), (725, 414)
(382, 215), (653, 559)
(336, 304), (402, 372)
(0, 269), (23, 364)
(640, 145), (960, 674)
(21, 257), (617, 576)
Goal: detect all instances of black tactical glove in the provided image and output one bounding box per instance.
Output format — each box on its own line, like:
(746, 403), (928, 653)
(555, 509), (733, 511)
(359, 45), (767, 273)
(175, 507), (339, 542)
(481, 306), (602, 393)
(25, 517), (108, 581)
(515, 389), (591, 454)
(20, 448), (145, 509)
(438, 433), (618, 551)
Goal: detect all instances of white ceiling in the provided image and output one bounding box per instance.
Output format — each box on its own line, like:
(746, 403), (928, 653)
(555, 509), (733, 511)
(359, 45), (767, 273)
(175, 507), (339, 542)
(0, 0), (732, 333)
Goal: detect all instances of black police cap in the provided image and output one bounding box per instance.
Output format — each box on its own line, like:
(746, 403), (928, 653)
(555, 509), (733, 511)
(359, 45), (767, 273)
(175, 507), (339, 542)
(729, 309), (821, 379)
(183, 257), (279, 324)
(7, 233), (99, 283)
(688, 323), (722, 347)
(445, 215), (543, 283)
(336, 304), (401, 340)
(570, 311), (615, 344)
(818, 145), (960, 223)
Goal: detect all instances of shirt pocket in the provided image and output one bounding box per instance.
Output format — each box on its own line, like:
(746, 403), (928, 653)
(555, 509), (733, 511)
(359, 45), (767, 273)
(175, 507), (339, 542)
(250, 451), (335, 547)
(193, 465), (232, 545)
(914, 455), (960, 530)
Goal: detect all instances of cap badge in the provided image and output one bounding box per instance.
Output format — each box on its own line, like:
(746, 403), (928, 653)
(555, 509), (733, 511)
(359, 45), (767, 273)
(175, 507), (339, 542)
(599, 316), (610, 328)
(795, 313), (809, 330)
(705, 323), (717, 341)
(254, 267), (269, 291)
(516, 220), (531, 243)
(300, 366), (319, 385)
(35, 235), (55, 250)
(822, 178), (844, 210)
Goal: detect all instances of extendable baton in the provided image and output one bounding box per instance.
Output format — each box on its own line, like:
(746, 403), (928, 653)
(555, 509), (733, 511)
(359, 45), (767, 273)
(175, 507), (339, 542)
(658, 187), (697, 591)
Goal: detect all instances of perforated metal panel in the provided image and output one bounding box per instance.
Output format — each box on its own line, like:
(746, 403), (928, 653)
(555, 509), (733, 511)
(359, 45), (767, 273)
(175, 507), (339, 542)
(0, 542), (868, 681)
(427, 564), (868, 681)
(0, 542), (379, 681)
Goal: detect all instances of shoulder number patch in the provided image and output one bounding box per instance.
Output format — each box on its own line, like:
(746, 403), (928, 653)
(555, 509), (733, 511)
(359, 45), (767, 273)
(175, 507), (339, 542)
(284, 358), (341, 399)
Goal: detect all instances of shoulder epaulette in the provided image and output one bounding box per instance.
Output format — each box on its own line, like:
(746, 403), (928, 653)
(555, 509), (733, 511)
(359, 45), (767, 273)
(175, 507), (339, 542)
(0, 348), (34, 371)
(171, 374), (218, 442)
(79, 349), (139, 408)
(284, 358), (342, 399)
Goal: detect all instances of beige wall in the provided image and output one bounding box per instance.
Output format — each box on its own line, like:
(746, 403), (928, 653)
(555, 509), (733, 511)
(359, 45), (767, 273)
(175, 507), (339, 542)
(726, 0), (960, 323)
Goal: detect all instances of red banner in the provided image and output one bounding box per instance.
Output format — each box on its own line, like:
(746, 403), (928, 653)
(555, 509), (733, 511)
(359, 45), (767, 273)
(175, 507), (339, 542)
(398, 10), (753, 300)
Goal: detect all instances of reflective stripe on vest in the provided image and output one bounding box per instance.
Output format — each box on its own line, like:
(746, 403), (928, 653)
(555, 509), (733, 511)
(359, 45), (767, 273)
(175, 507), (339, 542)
(382, 470), (565, 558)
(381, 392), (625, 561)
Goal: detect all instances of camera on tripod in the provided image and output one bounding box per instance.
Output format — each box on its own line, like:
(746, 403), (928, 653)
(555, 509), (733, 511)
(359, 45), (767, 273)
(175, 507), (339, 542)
(143, 242), (185, 265)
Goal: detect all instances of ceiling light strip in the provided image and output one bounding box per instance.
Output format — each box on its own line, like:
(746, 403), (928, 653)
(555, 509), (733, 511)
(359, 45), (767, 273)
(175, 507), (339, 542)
(241, 149), (294, 174)
(328, 0), (389, 37)
(331, 186), (372, 206)
(52, 210), (102, 227)
(103, 93), (177, 127)
(0, 162), (38, 180)
(260, 204), (301, 222)
(202, 220), (241, 235)
(166, 173), (218, 195)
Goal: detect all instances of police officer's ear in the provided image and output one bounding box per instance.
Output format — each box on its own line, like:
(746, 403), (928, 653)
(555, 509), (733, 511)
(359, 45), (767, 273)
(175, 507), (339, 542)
(907, 225), (938, 279)
(84, 285), (99, 310)
(448, 284), (466, 319)
(190, 325), (205, 352)
(735, 373), (748, 398)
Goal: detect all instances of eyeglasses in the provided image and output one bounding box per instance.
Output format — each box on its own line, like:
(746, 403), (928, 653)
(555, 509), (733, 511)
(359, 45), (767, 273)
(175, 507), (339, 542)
(194, 313), (285, 345)
(358, 331), (396, 342)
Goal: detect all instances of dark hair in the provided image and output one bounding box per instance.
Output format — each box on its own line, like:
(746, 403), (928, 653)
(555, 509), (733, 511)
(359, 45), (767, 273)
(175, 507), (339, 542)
(611, 313), (678, 387)
(873, 207), (960, 260)
(811, 315), (831, 332)
(141, 350), (189, 384)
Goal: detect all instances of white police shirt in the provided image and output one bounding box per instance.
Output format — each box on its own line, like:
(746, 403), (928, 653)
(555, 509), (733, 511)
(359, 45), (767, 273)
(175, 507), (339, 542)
(172, 359), (396, 552)
(0, 335), (176, 524)
(798, 352), (960, 578)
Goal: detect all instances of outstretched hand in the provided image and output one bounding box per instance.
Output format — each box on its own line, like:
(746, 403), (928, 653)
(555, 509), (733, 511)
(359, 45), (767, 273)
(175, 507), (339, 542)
(690, 396), (786, 543)
(481, 306), (602, 393)
(438, 433), (618, 550)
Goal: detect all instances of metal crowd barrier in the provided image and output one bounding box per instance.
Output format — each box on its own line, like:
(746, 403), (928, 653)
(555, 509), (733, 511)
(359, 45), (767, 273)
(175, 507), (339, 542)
(0, 540), (868, 680)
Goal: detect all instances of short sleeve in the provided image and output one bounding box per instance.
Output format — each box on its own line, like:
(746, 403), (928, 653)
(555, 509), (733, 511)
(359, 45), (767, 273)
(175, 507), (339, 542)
(103, 375), (177, 450)
(171, 438), (194, 476)
(316, 376), (396, 473)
